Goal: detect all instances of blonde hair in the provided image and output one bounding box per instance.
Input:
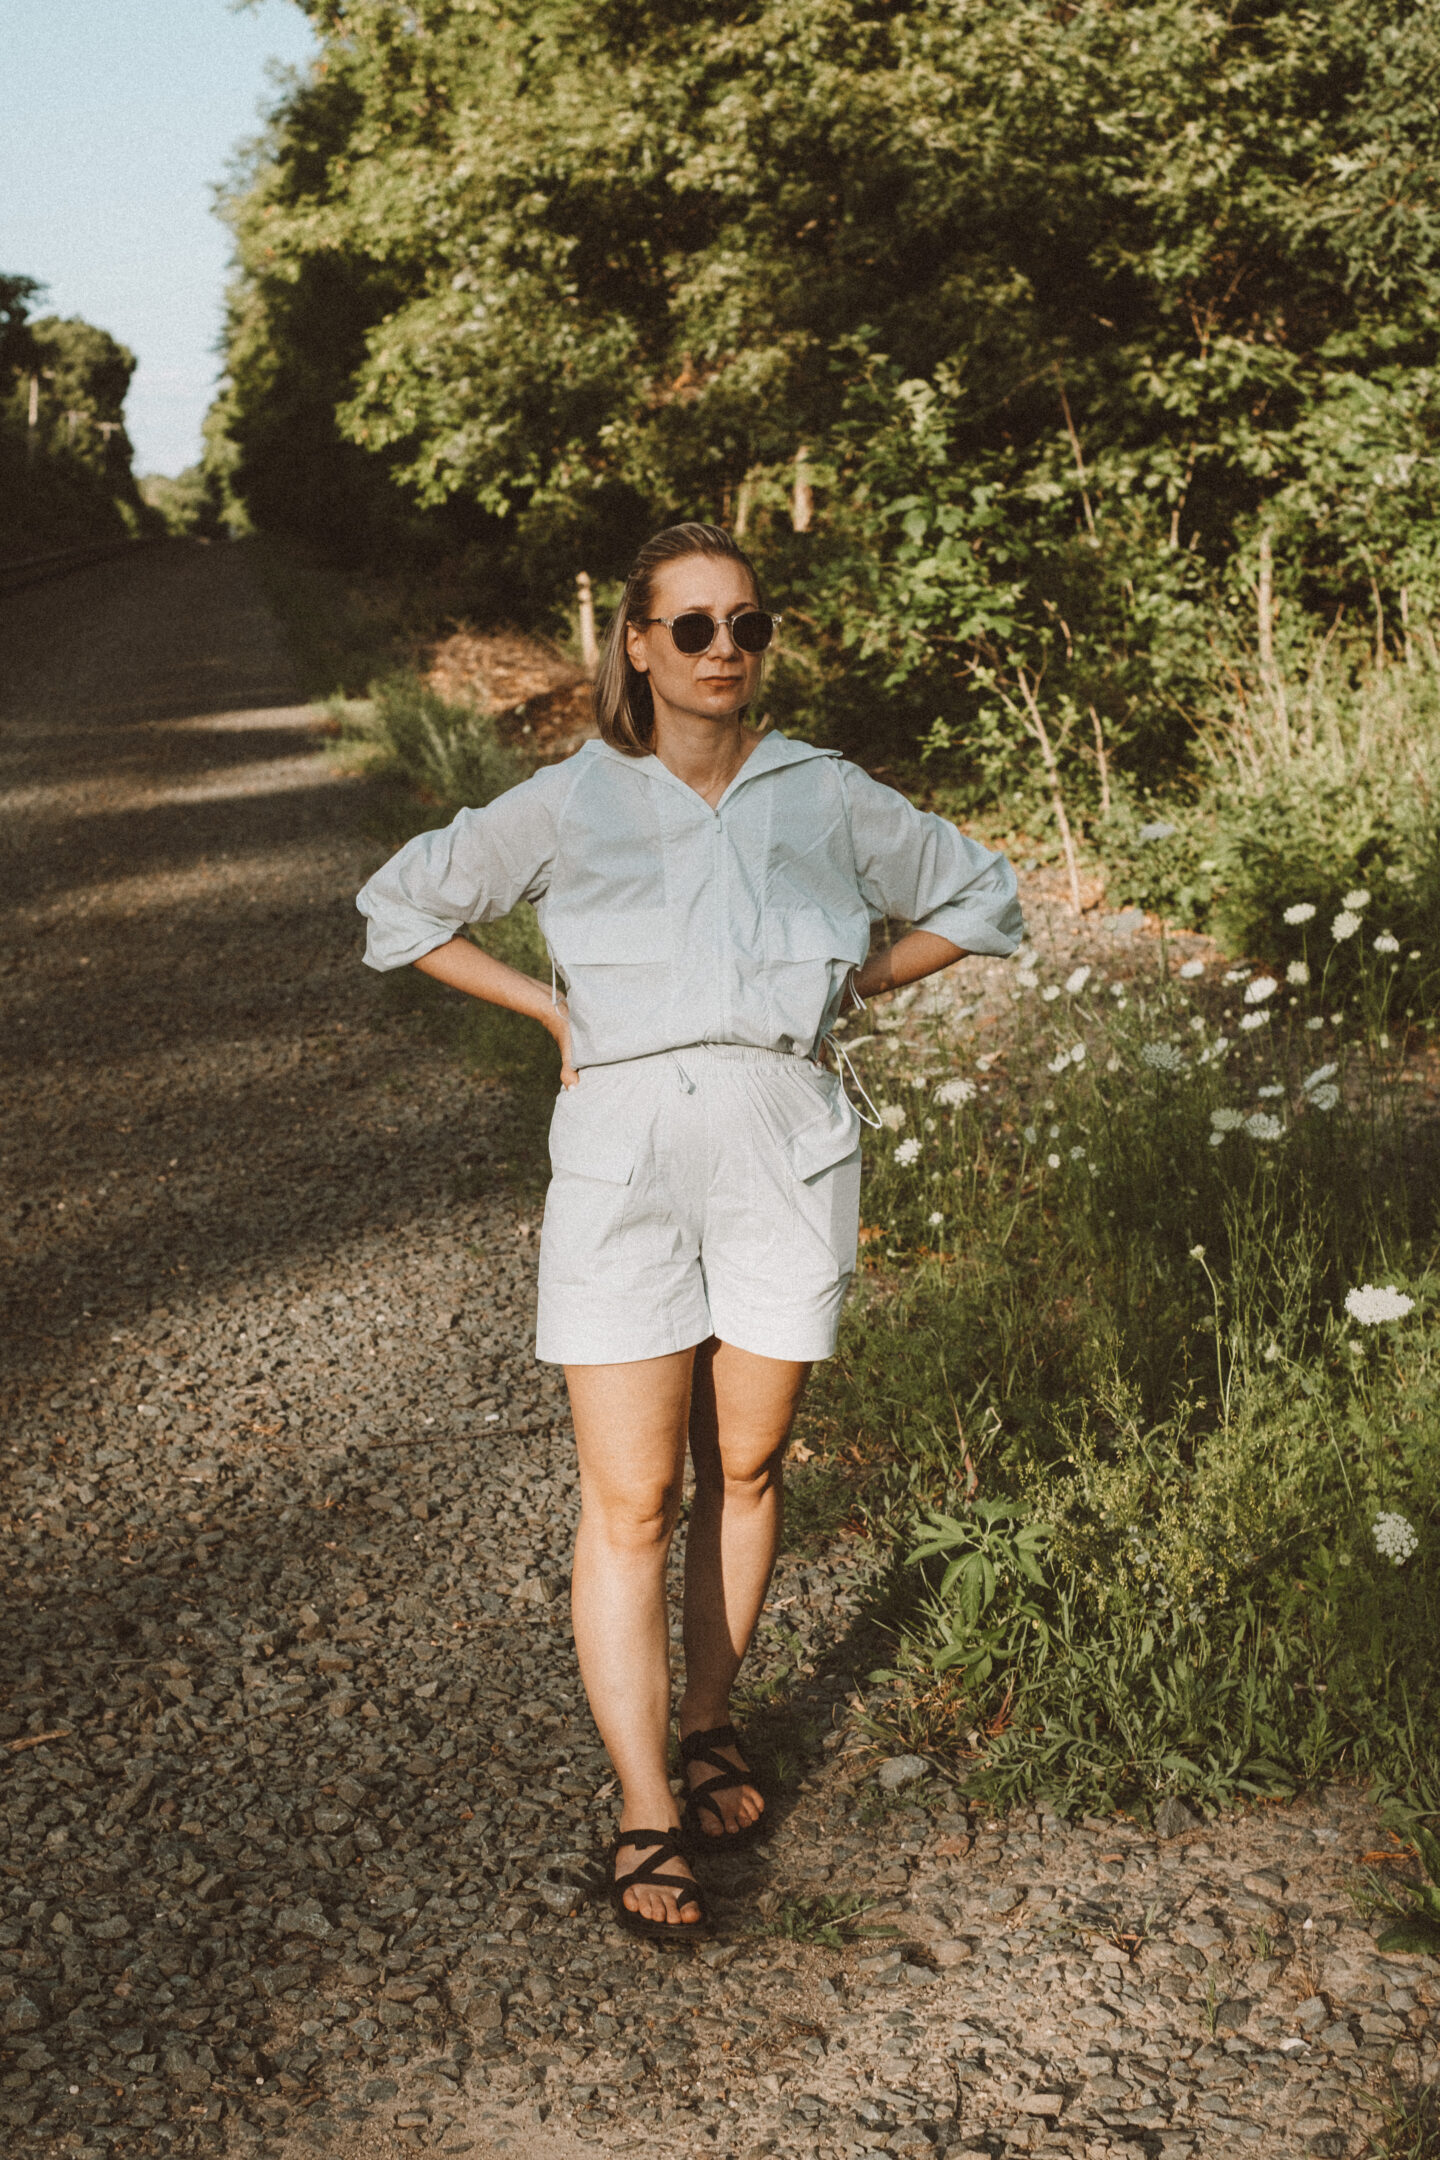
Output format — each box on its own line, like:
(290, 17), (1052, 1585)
(594, 522), (764, 756)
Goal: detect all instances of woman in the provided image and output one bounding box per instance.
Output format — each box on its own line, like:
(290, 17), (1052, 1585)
(357, 523), (1022, 1939)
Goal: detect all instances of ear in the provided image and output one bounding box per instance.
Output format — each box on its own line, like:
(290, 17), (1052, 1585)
(624, 618), (650, 675)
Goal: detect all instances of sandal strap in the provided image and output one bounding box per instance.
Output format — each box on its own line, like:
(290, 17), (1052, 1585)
(610, 1829), (702, 1906)
(679, 1722), (740, 1765)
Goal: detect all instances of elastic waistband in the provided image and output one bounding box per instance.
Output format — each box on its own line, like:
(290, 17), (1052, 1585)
(581, 1041), (815, 1075)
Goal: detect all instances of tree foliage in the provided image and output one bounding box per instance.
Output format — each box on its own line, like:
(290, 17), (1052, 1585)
(211, 0), (1440, 778)
(0, 282), (149, 555)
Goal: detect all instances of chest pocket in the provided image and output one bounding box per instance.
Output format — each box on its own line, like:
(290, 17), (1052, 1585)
(542, 909), (672, 966)
(765, 871), (869, 968)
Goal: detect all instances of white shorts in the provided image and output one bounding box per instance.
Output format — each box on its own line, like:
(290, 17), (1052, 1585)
(535, 1044), (863, 1366)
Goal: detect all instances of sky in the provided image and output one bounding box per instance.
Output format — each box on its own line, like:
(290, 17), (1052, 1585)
(2, 0), (319, 476)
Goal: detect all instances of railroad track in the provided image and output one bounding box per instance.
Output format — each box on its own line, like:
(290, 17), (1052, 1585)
(0, 535), (163, 598)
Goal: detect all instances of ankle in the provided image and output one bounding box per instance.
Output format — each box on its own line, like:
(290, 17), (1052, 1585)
(677, 1698), (731, 1739)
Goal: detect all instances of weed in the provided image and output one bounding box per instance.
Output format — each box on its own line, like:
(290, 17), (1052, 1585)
(1370, 2082), (1440, 2160)
(761, 1892), (881, 1948)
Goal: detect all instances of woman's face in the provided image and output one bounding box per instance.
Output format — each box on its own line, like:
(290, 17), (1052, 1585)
(625, 554), (764, 727)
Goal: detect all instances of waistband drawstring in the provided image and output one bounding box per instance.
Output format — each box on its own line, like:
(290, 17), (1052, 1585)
(825, 970), (883, 1129)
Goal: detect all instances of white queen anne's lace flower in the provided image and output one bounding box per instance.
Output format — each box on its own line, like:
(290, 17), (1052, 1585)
(1179, 958), (1205, 978)
(927, 1210), (944, 1227)
(933, 1077), (976, 1107)
(878, 1104), (907, 1131)
(1331, 910), (1361, 942)
(1307, 1084), (1340, 1111)
(1041, 985), (1061, 1002)
(1344, 1283), (1415, 1325)
(1286, 959), (1310, 985)
(1065, 965), (1092, 994)
(1374, 931), (1400, 954)
(1304, 1064), (1338, 1090)
(893, 1136), (922, 1167)
(1372, 1512), (1419, 1566)
(1046, 1152), (1061, 1169)
(1342, 887), (1370, 910)
(1283, 902), (1317, 925)
(1244, 1112), (1284, 1141)
(1239, 1011), (1270, 1031)
(1141, 1042), (1186, 1073)
(1243, 975), (1279, 1005)
(1210, 1108), (1245, 1130)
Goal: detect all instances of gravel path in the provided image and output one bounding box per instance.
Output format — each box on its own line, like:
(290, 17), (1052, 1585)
(2, 544), (1435, 2160)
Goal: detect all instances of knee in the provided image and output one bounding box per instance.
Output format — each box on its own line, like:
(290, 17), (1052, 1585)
(586, 1481), (682, 1555)
(699, 1445), (784, 1509)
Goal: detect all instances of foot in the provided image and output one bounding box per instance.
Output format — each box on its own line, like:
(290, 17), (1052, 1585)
(613, 1826), (705, 1926)
(679, 1720), (765, 1839)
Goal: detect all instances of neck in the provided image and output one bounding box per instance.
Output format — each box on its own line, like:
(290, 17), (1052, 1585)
(648, 704), (756, 806)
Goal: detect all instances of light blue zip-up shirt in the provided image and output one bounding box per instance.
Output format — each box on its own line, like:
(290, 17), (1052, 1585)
(356, 731), (1023, 1070)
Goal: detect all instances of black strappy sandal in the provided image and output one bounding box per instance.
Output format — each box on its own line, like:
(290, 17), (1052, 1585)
(608, 1829), (713, 1942)
(679, 1722), (769, 1852)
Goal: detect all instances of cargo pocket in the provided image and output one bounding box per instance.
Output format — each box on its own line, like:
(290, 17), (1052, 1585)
(547, 1078), (639, 1185)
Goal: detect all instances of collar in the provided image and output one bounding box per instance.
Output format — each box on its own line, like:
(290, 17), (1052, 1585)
(592, 729), (841, 810)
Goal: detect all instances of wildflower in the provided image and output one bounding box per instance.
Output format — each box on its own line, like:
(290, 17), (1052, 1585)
(1341, 887), (1370, 910)
(1138, 819), (1177, 842)
(878, 1104), (907, 1131)
(1210, 1108), (1245, 1130)
(1065, 965), (1092, 994)
(1305, 1015), (1324, 1030)
(1041, 985), (1061, 1002)
(1331, 910), (1361, 942)
(1046, 1050), (1070, 1074)
(1286, 960), (1310, 985)
(1069, 1145), (1086, 1160)
(1222, 968), (1252, 985)
(928, 1210), (944, 1227)
(1411, 950), (1422, 961)
(1022, 1126), (1038, 1145)
(1307, 1084), (1340, 1110)
(1244, 976), (1278, 1005)
(1208, 1131), (1225, 1146)
(1189, 1244), (1206, 1260)
(933, 1077), (976, 1108)
(1344, 1284), (1414, 1325)
(893, 1136), (922, 1167)
(1106, 1055), (1121, 1072)
(1046, 1152), (1061, 1169)
(1110, 980), (1126, 997)
(1017, 971), (1039, 990)
(1140, 1042), (1186, 1073)
(1372, 1512), (1419, 1566)
(1189, 1015), (1206, 1032)
(1283, 902), (1317, 925)
(1244, 1112), (1284, 1140)
(1304, 1064), (1338, 1090)
(1263, 1342), (1280, 1362)
(1379, 1032), (1390, 1050)
(1330, 1012), (1344, 1026)
(1257, 1083), (1284, 1099)
(1070, 1042), (1086, 1065)
(1374, 931), (1400, 954)
(1239, 1011), (1270, 1031)
(1179, 958), (1205, 978)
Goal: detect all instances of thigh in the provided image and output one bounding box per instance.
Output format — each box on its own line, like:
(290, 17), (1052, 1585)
(566, 1351), (696, 1513)
(689, 1338), (810, 1484)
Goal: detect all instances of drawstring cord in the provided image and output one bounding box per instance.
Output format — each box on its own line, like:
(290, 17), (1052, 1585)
(550, 955), (559, 1010)
(824, 966), (884, 1129)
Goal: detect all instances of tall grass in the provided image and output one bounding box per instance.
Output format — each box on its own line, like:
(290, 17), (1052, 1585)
(803, 949), (1440, 1822)
(1107, 632), (1440, 1022)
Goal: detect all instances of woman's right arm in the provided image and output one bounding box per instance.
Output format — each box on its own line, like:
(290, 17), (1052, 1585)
(413, 936), (576, 1086)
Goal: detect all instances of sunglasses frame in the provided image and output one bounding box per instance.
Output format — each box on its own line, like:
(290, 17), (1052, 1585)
(637, 608), (782, 656)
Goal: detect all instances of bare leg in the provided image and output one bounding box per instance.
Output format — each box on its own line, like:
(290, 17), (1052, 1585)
(565, 1350), (702, 1926)
(680, 1338), (810, 1835)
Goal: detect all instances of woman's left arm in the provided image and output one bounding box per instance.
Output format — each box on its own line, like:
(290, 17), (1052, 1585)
(841, 765), (1024, 996)
(851, 928), (966, 1000)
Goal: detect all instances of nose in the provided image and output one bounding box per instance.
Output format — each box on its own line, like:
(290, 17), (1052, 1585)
(707, 618), (740, 661)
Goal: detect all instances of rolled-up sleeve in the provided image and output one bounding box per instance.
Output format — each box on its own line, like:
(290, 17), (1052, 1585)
(355, 770), (560, 970)
(840, 764), (1024, 956)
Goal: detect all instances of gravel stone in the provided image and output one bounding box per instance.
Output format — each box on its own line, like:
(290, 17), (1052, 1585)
(2, 548), (1435, 2160)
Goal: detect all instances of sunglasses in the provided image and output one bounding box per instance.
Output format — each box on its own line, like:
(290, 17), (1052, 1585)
(639, 608), (781, 656)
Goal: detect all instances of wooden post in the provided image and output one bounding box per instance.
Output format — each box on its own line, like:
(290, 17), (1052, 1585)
(733, 474), (754, 538)
(791, 448), (813, 534)
(576, 572), (599, 676)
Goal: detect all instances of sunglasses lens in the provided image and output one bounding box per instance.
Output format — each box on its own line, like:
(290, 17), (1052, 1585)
(670, 612), (715, 655)
(732, 610), (775, 653)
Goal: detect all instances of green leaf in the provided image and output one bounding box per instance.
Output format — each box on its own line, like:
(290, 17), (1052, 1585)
(1376, 1917), (1440, 1956)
